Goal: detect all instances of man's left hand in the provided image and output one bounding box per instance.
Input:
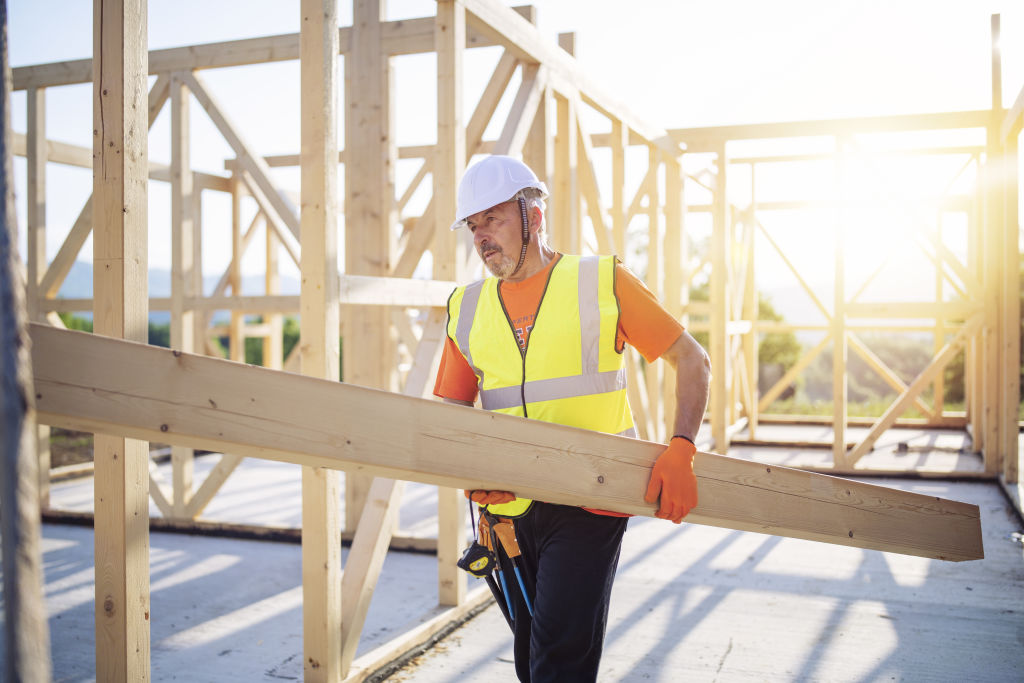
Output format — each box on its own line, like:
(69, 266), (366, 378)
(644, 436), (698, 523)
(464, 489), (517, 505)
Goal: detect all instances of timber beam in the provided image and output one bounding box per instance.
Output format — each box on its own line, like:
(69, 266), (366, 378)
(672, 110), (992, 152)
(11, 6), (538, 90)
(30, 323), (984, 563)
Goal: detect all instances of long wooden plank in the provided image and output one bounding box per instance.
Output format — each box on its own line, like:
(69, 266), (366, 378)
(30, 324), (984, 562)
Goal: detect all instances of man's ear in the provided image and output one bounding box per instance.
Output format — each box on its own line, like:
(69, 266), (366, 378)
(528, 206), (544, 233)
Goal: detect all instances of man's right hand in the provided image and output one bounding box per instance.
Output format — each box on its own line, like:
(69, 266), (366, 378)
(464, 489), (517, 505)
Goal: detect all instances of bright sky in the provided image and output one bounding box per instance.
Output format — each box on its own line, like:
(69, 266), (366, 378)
(8, 1), (1024, 297)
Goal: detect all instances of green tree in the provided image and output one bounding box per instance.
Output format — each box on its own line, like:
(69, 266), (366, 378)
(685, 284), (801, 397)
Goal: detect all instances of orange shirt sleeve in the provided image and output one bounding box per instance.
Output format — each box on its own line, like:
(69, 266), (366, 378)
(433, 335), (480, 403)
(614, 263), (684, 362)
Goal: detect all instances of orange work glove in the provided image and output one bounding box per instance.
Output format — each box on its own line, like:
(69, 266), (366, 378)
(644, 435), (698, 523)
(464, 489), (517, 505)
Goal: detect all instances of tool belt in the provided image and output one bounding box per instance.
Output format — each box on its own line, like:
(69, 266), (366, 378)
(456, 508), (522, 578)
(457, 502), (534, 627)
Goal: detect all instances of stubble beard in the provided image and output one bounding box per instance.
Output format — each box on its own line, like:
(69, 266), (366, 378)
(480, 245), (517, 279)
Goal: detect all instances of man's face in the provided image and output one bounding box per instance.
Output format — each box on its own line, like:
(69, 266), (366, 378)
(466, 200), (523, 279)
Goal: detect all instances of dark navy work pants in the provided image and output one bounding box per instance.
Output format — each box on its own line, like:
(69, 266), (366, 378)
(496, 501), (628, 683)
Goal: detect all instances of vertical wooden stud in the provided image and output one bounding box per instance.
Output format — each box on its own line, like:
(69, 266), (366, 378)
(709, 143), (728, 450)
(645, 147), (663, 439)
(26, 85), (50, 507)
(170, 71), (194, 517)
(980, 14), (1004, 473)
(300, 0), (342, 679)
(192, 187), (206, 355)
(229, 177), (244, 362)
(25, 87), (44, 323)
(344, 0), (396, 532)
(1001, 129), (1020, 484)
(523, 85), (553, 203)
(92, 0), (150, 679)
(833, 140), (848, 467)
(553, 93), (578, 253)
(264, 225), (283, 370)
(663, 154), (683, 439)
(742, 185), (758, 439)
(611, 119), (627, 257)
(435, 0), (468, 607)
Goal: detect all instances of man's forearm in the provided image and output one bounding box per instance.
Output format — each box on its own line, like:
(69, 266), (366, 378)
(663, 332), (711, 441)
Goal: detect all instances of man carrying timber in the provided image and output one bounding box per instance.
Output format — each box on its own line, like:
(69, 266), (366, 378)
(434, 155), (711, 682)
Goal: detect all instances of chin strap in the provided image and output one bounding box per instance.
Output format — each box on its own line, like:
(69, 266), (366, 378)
(511, 196), (530, 277)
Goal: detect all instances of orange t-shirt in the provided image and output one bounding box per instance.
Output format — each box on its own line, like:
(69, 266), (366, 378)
(433, 254), (684, 516)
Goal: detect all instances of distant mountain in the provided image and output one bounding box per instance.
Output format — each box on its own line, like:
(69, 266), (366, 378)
(54, 261), (300, 323)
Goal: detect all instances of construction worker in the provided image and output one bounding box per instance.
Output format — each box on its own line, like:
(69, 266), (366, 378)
(434, 155), (711, 683)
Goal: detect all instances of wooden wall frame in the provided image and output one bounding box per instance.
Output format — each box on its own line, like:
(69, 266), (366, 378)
(6, 2), (1020, 681)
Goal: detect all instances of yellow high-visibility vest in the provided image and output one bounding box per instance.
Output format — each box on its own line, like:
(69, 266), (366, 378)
(446, 254), (636, 517)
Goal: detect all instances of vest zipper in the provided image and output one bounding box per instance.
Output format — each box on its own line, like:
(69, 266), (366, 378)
(496, 256), (560, 419)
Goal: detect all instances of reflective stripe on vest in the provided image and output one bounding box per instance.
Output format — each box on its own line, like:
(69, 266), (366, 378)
(445, 255), (636, 517)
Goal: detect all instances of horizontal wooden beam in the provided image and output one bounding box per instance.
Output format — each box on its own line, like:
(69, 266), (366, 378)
(673, 111), (992, 151)
(11, 132), (231, 192)
(30, 323), (983, 562)
(12, 7), (539, 90)
(36, 274), (454, 313)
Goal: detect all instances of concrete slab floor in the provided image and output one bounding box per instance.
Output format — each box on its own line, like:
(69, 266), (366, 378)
(3, 458), (1022, 681)
(390, 479), (1024, 682)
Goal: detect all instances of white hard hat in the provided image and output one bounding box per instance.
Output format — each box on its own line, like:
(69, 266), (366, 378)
(450, 155), (548, 230)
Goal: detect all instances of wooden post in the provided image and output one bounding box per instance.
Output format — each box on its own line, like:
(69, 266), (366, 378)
(744, 169), (759, 439)
(25, 87), (44, 322)
(611, 119), (627, 258)
(553, 92), (578, 253)
(833, 139), (848, 467)
(1, 2), (52, 673)
(191, 186), (206, 355)
(1001, 129), (1019, 485)
(229, 178), (244, 361)
(434, 0), (468, 608)
(344, 0), (396, 532)
(169, 70), (195, 518)
(741, 218), (758, 438)
(92, 0), (150, 679)
(26, 84), (51, 508)
(663, 154), (683, 439)
(992, 14), (1020, 484)
(300, 0), (342, 679)
(933, 212), (947, 420)
(522, 82), (552, 202)
(645, 147), (663, 440)
(710, 142), (728, 450)
(264, 223), (283, 369)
